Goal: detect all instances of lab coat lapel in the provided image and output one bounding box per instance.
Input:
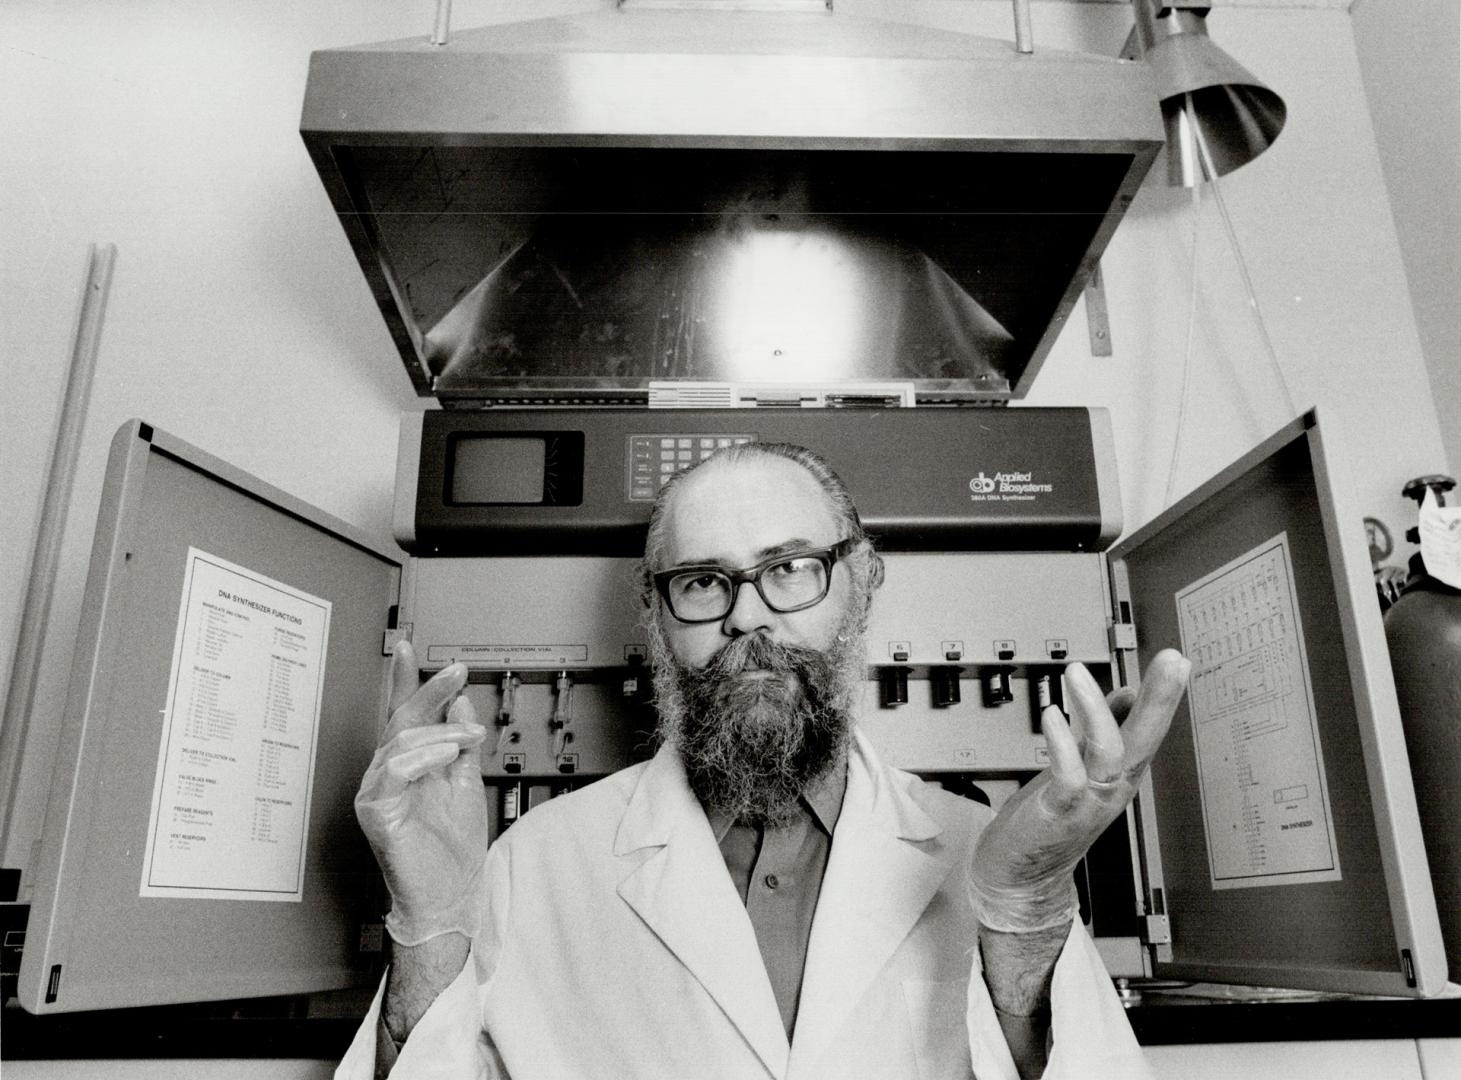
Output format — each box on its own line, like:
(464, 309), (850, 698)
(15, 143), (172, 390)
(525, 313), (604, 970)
(789, 731), (956, 1076)
(615, 745), (790, 1079)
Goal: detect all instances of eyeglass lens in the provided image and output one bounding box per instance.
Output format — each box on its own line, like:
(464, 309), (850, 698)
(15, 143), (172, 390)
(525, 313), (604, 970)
(667, 554), (830, 620)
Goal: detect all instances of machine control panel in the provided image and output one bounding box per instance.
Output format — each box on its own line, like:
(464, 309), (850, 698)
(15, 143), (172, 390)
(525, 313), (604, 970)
(394, 407), (1122, 556)
(627, 433), (755, 500)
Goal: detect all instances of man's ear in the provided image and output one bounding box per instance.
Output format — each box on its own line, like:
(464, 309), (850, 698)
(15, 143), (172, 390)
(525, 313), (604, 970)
(635, 558), (655, 608)
(861, 544), (885, 592)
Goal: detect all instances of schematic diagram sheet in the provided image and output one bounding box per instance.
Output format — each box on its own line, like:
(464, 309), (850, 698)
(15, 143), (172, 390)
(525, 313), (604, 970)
(1175, 533), (1341, 891)
(140, 548), (331, 901)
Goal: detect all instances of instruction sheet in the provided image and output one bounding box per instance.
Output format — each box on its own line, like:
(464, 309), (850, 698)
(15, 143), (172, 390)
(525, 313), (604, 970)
(140, 548), (331, 901)
(1176, 533), (1341, 891)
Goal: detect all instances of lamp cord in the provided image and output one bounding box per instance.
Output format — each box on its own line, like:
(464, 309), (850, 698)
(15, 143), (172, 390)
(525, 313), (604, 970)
(1164, 172), (1203, 508)
(1190, 97), (1298, 418)
(1164, 95), (1298, 509)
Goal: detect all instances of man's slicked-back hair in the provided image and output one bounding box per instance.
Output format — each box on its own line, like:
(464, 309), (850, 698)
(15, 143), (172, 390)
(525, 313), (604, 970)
(639, 441), (883, 603)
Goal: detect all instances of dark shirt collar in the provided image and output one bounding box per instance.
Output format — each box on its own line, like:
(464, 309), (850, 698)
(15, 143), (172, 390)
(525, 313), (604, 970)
(705, 749), (849, 842)
(803, 754), (848, 836)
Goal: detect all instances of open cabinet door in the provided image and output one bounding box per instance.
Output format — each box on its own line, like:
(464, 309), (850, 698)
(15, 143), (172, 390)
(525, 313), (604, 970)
(1109, 410), (1446, 997)
(18, 421), (401, 1013)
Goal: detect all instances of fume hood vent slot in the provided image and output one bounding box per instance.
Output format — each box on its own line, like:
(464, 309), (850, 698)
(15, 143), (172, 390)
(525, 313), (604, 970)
(649, 383), (737, 409)
(648, 382), (915, 409)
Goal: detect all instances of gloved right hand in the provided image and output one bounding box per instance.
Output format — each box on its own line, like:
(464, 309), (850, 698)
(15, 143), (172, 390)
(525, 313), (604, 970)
(968, 651), (1190, 934)
(355, 641), (490, 947)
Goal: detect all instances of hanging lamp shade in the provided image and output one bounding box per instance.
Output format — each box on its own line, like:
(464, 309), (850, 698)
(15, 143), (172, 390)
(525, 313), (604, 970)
(1132, 1), (1286, 186)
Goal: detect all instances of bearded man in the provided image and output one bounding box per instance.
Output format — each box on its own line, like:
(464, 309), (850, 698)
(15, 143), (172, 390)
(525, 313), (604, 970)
(340, 442), (1191, 1080)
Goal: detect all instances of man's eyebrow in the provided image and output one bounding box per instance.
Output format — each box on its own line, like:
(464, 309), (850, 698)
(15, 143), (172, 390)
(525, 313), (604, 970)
(671, 538), (819, 568)
(755, 538), (819, 561)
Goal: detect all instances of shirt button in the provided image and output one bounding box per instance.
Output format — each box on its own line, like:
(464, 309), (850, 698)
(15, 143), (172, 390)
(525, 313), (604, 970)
(764, 873), (780, 890)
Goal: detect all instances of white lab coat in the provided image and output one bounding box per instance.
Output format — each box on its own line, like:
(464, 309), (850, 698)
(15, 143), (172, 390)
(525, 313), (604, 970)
(337, 731), (1152, 1079)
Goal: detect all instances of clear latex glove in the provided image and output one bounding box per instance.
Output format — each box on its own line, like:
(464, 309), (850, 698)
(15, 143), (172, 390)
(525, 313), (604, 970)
(355, 641), (490, 946)
(969, 649), (1191, 933)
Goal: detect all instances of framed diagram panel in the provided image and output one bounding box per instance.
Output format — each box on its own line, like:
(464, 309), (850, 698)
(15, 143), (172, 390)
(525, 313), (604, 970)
(1110, 411), (1445, 997)
(19, 421), (402, 1013)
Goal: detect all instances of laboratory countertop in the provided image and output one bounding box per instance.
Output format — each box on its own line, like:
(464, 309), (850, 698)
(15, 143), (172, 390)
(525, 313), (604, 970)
(4, 988), (1461, 1058)
(1119, 984), (1461, 1045)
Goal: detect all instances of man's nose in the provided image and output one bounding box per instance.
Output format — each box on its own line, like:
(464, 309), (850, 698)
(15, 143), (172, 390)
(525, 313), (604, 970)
(722, 580), (775, 636)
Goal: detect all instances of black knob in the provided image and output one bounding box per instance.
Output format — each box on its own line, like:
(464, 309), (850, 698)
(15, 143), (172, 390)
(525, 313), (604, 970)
(1031, 672), (1069, 732)
(880, 666), (912, 708)
(1402, 475), (1455, 506)
(931, 666), (963, 708)
(982, 667), (1015, 707)
(1035, 671), (1066, 714)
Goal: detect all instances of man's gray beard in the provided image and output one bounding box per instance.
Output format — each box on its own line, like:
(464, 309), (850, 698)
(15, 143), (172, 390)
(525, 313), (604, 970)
(647, 613), (867, 827)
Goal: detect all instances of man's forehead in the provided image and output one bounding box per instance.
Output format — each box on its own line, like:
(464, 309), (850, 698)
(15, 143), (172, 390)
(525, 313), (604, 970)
(662, 455), (842, 562)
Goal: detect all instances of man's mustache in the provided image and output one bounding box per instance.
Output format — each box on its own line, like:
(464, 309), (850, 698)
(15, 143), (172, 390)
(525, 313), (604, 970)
(698, 632), (827, 681)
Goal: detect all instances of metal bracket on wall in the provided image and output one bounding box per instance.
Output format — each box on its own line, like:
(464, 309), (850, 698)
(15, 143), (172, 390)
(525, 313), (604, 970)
(1084, 262), (1113, 357)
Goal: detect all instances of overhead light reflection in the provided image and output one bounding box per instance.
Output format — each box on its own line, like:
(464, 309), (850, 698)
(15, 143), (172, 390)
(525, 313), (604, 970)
(706, 227), (866, 382)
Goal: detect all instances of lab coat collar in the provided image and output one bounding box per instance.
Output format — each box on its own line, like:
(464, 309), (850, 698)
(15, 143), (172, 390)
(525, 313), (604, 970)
(788, 729), (955, 1076)
(614, 743), (791, 1078)
(612, 731), (952, 1080)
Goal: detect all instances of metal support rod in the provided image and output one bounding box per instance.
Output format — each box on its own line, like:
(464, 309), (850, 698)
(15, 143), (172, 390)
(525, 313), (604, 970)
(0, 243), (116, 854)
(1083, 262), (1113, 357)
(1012, 0), (1034, 53)
(430, 0), (452, 46)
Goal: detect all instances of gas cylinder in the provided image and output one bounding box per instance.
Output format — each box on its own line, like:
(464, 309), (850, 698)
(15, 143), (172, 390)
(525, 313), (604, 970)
(1383, 475), (1461, 982)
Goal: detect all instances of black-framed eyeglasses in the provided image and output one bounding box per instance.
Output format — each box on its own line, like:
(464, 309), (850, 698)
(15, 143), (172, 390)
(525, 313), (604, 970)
(652, 538), (856, 624)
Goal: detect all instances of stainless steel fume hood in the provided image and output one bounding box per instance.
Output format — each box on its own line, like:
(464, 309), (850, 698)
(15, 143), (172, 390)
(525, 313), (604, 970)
(301, 8), (1163, 405)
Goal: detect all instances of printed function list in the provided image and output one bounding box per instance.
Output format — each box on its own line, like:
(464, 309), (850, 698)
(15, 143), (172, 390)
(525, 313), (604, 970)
(140, 548), (331, 901)
(1175, 533), (1341, 891)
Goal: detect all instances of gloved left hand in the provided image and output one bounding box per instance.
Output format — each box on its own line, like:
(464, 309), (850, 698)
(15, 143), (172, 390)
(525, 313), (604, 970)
(355, 643), (491, 947)
(968, 649), (1191, 933)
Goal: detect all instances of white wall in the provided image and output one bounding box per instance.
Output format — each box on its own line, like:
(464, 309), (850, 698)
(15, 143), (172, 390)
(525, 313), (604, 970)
(846, 0), (1449, 539)
(0, 0), (1447, 898)
(0, 0), (607, 870)
(0, 0), (1451, 1072)
(1350, 0), (1461, 476)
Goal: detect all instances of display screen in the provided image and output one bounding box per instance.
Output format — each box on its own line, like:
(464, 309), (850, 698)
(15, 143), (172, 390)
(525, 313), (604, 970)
(449, 437), (547, 504)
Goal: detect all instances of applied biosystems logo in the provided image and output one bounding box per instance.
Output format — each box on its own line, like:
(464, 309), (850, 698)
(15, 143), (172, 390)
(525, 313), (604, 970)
(969, 471), (1054, 501)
